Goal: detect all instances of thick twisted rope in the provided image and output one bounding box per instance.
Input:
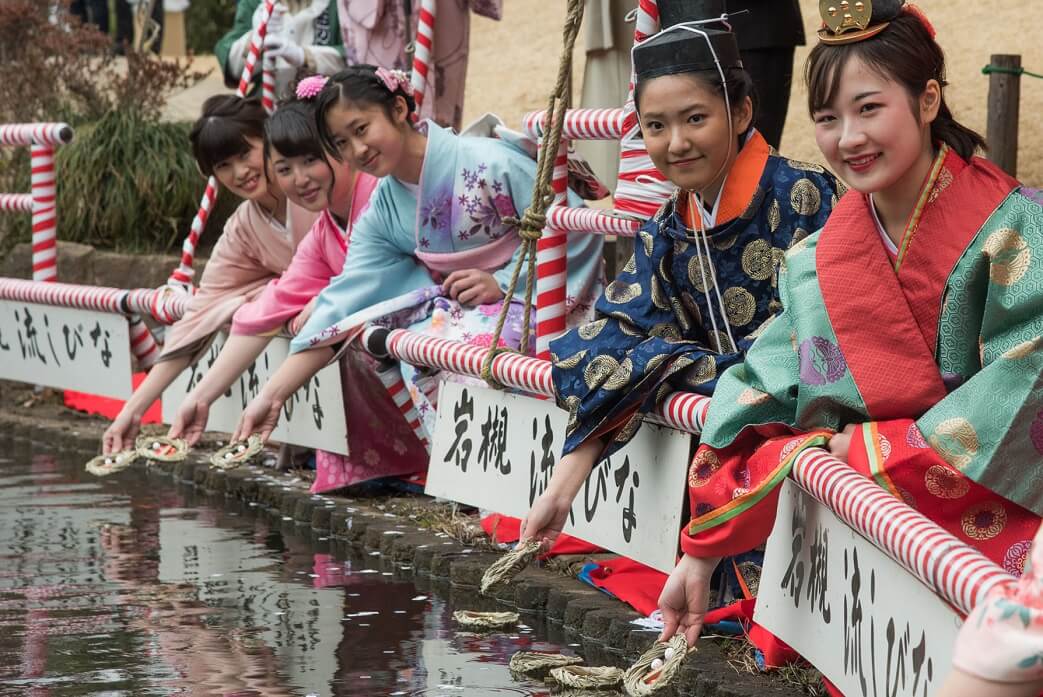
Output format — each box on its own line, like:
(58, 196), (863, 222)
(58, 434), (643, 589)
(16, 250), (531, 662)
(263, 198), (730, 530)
(480, 0), (585, 388)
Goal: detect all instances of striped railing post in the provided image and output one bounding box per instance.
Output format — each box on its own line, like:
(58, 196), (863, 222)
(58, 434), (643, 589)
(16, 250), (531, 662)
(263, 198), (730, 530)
(534, 140), (569, 359)
(410, 0), (437, 112)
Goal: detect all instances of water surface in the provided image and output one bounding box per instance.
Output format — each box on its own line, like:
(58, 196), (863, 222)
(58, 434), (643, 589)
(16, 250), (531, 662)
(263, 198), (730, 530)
(0, 435), (572, 696)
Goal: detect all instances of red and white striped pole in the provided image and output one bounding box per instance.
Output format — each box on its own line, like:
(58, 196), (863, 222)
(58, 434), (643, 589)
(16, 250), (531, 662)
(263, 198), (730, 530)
(167, 0), (276, 290)
(614, 0), (673, 218)
(127, 314), (161, 369)
(375, 363), (430, 453)
(410, 0), (437, 113)
(30, 143), (58, 282)
(790, 448), (1017, 615)
(534, 141), (569, 359)
(261, 52), (276, 115)
(0, 279), (189, 325)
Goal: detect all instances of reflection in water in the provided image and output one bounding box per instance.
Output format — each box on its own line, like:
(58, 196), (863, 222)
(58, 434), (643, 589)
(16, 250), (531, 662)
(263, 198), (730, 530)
(0, 436), (565, 696)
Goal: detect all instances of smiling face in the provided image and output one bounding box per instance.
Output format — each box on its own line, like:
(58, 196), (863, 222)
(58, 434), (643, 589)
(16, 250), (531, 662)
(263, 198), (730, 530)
(269, 148), (333, 212)
(637, 73), (753, 195)
(324, 97), (410, 179)
(812, 56), (938, 195)
(211, 136), (269, 201)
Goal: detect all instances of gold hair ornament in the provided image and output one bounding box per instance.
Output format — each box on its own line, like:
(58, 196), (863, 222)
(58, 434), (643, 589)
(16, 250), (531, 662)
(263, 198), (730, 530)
(817, 0), (890, 44)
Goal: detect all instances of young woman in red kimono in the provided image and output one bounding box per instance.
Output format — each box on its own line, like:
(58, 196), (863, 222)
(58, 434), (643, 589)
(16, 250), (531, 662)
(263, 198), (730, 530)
(658, 0), (1043, 648)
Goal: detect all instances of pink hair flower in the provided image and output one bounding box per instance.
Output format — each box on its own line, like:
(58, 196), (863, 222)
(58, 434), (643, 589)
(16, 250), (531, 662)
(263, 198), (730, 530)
(296, 75), (329, 100)
(375, 67), (415, 97)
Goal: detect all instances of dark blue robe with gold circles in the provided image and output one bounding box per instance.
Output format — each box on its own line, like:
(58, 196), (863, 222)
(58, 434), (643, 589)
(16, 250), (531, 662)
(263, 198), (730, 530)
(551, 144), (841, 457)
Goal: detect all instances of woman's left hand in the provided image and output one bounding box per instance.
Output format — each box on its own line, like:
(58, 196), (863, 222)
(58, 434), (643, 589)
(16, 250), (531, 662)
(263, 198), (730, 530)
(828, 424), (859, 463)
(442, 269), (504, 307)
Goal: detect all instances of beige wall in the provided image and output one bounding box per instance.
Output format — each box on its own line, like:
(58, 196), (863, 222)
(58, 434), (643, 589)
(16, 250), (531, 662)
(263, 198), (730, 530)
(464, 0), (1042, 186)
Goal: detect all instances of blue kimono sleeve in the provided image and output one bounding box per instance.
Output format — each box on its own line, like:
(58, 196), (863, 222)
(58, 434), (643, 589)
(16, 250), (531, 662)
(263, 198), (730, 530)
(289, 186), (434, 354)
(550, 222), (743, 458)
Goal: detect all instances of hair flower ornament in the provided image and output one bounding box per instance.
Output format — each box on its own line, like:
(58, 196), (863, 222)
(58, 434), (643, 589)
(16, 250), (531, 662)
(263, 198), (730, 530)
(375, 67), (415, 97)
(296, 75), (329, 100)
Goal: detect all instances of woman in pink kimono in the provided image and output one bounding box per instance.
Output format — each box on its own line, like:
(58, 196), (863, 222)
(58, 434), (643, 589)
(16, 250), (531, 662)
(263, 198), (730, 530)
(169, 79), (426, 491)
(102, 95), (318, 455)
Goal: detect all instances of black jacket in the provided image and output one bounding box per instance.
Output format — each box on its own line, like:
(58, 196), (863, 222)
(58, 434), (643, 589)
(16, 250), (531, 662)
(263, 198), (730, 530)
(727, 0), (805, 50)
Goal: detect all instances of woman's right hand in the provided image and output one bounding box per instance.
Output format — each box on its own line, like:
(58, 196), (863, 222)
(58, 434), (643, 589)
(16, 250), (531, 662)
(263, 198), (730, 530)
(519, 488), (574, 549)
(103, 407), (142, 454)
(232, 394), (284, 443)
(168, 399), (211, 447)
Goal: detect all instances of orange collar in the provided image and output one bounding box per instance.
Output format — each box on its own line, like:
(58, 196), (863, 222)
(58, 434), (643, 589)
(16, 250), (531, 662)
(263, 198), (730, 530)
(678, 130), (771, 230)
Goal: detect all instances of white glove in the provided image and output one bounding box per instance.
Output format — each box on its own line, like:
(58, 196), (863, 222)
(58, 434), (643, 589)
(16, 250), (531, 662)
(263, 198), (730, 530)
(263, 34), (306, 67)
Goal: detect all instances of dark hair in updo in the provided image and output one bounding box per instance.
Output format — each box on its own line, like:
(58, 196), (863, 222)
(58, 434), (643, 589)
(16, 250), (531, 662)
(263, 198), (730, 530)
(313, 65), (417, 159)
(263, 100), (333, 186)
(805, 13), (986, 160)
(189, 95), (267, 177)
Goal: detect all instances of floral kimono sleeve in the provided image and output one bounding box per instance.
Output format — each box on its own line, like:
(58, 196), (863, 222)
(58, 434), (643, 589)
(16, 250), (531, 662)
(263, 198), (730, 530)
(953, 522), (1043, 683)
(550, 224), (743, 458)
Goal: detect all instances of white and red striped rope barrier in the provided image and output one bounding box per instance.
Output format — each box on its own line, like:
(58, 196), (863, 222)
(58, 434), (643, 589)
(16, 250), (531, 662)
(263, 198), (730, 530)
(0, 123), (73, 148)
(410, 0), (437, 113)
(0, 278), (188, 325)
(545, 206), (641, 236)
(379, 327), (710, 435)
(168, 0), (275, 289)
(522, 108), (626, 142)
(0, 194), (32, 213)
(791, 448), (1017, 616)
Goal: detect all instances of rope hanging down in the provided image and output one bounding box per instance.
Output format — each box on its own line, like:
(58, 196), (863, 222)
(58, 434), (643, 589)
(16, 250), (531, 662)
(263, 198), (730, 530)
(479, 0), (585, 388)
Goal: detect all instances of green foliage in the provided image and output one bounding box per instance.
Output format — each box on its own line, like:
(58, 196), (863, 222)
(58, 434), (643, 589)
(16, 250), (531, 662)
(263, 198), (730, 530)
(186, 0), (238, 55)
(54, 110), (205, 252)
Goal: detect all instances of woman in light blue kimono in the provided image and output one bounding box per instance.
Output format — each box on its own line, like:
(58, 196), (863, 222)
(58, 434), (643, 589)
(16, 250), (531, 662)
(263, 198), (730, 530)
(234, 65), (604, 445)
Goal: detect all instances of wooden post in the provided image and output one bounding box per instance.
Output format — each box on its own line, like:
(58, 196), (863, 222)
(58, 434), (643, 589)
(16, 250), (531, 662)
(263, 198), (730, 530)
(986, 54), (1021, 177)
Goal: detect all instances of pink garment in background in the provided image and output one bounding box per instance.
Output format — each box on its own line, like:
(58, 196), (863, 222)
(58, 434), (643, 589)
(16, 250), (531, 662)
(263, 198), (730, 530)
(158, 199), (318, 363)
(231, 173), (380, 336)
(337, 0), (503, 131)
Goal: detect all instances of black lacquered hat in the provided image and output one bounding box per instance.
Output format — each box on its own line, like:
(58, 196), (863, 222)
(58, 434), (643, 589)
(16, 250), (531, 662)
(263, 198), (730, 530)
(633, 11), (742, 83)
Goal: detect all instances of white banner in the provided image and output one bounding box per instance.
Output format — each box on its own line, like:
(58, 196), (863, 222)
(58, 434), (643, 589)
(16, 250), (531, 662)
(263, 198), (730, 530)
(163, 333), (349, 454)
(427, 382), (692, 572)
(756, 480), (960, 697)
(0, 300), (132, 397)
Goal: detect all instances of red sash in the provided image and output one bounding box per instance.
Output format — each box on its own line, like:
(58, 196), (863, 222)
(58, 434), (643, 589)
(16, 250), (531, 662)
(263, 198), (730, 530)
(816, 151), (1016, 420)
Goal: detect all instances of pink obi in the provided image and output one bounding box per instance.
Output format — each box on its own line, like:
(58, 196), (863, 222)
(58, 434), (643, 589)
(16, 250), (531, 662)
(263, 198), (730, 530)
(413, 231), (520, 275)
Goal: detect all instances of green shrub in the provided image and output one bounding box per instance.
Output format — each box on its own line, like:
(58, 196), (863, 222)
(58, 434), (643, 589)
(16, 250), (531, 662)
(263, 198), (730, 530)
(56, 110), (208, 252)
(186, 0), (238, 55)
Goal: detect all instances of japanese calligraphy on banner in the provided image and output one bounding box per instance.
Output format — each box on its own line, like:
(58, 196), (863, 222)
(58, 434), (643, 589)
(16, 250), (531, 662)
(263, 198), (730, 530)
(756, 481), (960, 697)
(427, 381), (692, 572)
(0, 300), (132, 398)
(163, 333), (348, 454)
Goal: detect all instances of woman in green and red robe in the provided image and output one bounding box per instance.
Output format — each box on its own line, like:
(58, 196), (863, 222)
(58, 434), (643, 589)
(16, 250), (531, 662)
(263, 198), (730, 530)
(660, 0), (1043, 647)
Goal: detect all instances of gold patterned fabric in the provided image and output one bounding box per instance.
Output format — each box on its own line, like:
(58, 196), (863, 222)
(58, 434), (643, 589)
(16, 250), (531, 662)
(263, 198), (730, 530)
(551, 153), (842, 457)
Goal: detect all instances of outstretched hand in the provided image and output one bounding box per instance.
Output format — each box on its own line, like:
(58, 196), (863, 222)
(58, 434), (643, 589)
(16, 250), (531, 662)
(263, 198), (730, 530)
(103, 408), (142, 454)
(519, 490), (573, 550)
(658, 554), (721, 646)
(232, 394), (284, 444)
(168, 399), (210, 447)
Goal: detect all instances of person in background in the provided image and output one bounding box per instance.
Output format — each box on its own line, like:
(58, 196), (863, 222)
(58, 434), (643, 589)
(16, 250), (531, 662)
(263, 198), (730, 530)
(337, 0), (503, 131)
(658, 0), (804, 150)
(215, 0), (345, 98)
